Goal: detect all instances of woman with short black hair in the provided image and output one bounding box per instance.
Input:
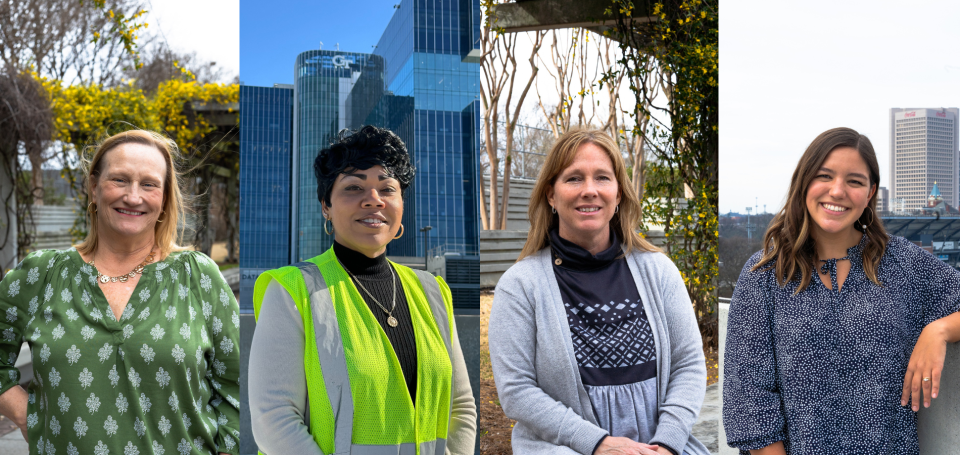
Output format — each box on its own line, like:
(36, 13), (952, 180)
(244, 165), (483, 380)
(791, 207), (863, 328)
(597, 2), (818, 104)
(248, 125), (476, 455)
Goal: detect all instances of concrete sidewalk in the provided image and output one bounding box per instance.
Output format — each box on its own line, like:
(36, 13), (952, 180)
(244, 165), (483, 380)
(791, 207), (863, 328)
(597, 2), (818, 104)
(692, 383), (720, 454)
(0, 430), (28, 455)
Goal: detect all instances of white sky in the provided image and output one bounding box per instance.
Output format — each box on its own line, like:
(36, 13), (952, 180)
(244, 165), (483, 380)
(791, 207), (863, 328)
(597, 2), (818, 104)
(720, 0), (960, 215)
(144, 0), (239, 80)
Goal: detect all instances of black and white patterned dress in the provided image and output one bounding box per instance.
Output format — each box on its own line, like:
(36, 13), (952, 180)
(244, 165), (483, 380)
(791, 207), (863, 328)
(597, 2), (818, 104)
(723, 235), (960, 455)
(551, 228), (703, 455)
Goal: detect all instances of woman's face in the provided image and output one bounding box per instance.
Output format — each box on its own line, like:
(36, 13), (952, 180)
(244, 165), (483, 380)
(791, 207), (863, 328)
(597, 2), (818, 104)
(323, 165), (403, 258)
(91, 142), (167, 242)
(804, 146), (876, 240)
(547, 142), (621, 248)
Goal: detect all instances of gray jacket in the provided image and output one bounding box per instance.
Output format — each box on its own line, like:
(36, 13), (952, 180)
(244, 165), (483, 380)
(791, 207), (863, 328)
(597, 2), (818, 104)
(488, 247), (707, 455)
(249, 280), (477, 455)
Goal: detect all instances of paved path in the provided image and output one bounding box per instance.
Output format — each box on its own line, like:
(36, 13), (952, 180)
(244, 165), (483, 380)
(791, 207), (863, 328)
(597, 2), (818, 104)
(0, 430), (28, 455)
(692, 383), (720, 454)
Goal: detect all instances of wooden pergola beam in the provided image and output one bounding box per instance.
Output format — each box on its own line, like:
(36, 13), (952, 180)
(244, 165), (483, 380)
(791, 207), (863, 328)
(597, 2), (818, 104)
(490, 0), (656, 42)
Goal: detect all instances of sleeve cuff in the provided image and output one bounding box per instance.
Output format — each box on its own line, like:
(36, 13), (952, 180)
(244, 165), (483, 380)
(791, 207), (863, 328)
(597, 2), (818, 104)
(651, 423), (689, 455)
(566, 420), (609, 455)
(215, 430), (240, 455)
(591, 435), (608, 455)
(728, 432), (786, 452)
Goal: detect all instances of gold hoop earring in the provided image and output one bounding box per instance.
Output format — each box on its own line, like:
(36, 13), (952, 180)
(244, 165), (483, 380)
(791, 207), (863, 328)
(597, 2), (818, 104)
(156, 210), (165, 223)
(324, 217), (333, 235)
(88, 201), (97, 213)
(861, 206), (874, 231)
(393, 224), (404, 240)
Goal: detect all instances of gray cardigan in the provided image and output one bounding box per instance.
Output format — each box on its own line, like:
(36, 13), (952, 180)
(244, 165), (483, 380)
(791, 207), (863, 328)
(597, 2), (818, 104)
(488, 247), (708, 455)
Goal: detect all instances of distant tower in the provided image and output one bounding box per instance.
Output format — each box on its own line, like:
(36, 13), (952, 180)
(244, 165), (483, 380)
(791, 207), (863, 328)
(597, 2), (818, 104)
(889, 107), (959, 210)
(877, 186), (889, 212)
(928, 181), (943, 208)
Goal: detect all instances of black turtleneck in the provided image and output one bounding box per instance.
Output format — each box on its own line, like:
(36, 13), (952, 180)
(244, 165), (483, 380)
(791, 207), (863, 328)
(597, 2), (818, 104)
(549, 227), (657, 387)
(333, 241), (418, 405)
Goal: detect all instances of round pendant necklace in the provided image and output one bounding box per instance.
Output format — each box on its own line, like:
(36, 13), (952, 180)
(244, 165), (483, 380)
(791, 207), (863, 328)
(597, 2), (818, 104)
(89, 248), (156, 284)
(339, 260), (399, 327)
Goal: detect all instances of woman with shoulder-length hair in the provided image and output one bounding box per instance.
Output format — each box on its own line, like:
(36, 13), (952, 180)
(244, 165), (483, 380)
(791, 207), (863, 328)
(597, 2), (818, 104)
(0, 129), (241, 455)
(489, 127), (710, 455)
(723, 127), (960, 455)
(248, 125), (476, 455)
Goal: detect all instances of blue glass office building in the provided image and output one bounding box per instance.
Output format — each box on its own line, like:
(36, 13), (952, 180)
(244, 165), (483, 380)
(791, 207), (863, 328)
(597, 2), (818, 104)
(287, 0), (481, 261)
(242, 0), (481, 308)
(238, 85), (293, 311)
(291, 51), (412, 261)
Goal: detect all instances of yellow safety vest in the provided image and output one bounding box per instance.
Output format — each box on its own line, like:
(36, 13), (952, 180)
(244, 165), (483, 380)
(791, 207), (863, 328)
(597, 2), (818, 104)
(253, 247), (455, 455)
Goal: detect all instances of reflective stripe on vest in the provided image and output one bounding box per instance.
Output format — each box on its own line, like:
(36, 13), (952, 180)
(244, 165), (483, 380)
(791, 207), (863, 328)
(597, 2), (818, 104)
(296, 261), (354, 455)
(294, 260), (454, 455)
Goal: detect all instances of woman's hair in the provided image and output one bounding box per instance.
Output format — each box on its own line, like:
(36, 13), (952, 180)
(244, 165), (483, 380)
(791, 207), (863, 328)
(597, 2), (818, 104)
(518, 127), (659, 260)
(76, 129), (187, 258)
(753, 127), (887, 292)
(314, 125), (415, 207)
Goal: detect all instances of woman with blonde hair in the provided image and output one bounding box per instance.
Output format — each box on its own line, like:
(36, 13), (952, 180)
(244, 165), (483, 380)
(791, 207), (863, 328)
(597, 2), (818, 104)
(0, 129), (240, 455)
(489, 128), (709, 455)
(723, 127), (960, 455)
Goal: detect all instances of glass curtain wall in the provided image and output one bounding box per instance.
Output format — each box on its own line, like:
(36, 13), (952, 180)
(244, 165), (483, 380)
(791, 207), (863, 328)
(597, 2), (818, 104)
(374, 0), (481, 256)
(238, 85), (294, 311)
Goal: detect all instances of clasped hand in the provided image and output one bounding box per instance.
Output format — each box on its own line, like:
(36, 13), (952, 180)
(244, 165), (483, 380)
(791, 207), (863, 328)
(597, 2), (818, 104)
(595, 436), (664, 455)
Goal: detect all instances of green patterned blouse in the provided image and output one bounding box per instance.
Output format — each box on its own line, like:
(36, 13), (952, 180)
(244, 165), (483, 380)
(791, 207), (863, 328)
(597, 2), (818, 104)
(0, 248), (240, 455)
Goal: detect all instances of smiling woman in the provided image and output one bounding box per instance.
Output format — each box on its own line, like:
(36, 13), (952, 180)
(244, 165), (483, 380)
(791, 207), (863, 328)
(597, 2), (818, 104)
(248, 125), (476, 454)
(321, 166), (404, 258)
(0, 129), (241, 455)
(723, 127), (960, 455)
(489, 128), (710, 455)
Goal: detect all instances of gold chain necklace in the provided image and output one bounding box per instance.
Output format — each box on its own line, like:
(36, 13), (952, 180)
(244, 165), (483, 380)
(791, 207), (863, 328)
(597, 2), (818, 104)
(338, 259), (399, 327)
(89, 249), (156, 284)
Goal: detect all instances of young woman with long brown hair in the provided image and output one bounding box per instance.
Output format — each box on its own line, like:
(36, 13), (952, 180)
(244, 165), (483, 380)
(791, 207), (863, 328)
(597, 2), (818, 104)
(723, 127), (960, 455)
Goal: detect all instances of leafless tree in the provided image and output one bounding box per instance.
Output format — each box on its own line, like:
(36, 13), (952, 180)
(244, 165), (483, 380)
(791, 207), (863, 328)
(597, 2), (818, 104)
(126, 43), (234, 95)
(718, 236), (762, 298)
(0, 69), (54, 269)
(0, 0), (145, 86)
(536, 29), (579, 138)
(0, 0), (146, 199)
(718, 213), (776, 297)
(480, 7), (545, 230)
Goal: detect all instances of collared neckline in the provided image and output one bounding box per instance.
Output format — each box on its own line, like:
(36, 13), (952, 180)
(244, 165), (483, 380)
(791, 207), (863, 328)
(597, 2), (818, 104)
(333, 241), (392, 279)
(548, 225), (623, 271)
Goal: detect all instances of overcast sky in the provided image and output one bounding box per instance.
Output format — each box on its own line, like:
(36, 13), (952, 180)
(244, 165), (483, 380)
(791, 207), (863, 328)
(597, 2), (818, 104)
(146, 0), (239, 80)
(720, 0), (960, 215)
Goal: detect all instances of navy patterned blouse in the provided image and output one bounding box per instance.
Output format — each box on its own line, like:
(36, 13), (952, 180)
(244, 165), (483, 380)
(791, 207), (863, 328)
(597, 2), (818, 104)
(723, 235), (960, 455)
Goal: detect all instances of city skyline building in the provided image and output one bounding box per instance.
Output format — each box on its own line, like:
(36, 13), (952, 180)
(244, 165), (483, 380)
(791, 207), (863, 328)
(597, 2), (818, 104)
(889, 107), (960, 211)
(877, 186), (888, 213)
(240, 0), (482, 310)
(289, 0), (481, 262)
(239, 84), (294, 311)
(291, 51), (405, 261)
